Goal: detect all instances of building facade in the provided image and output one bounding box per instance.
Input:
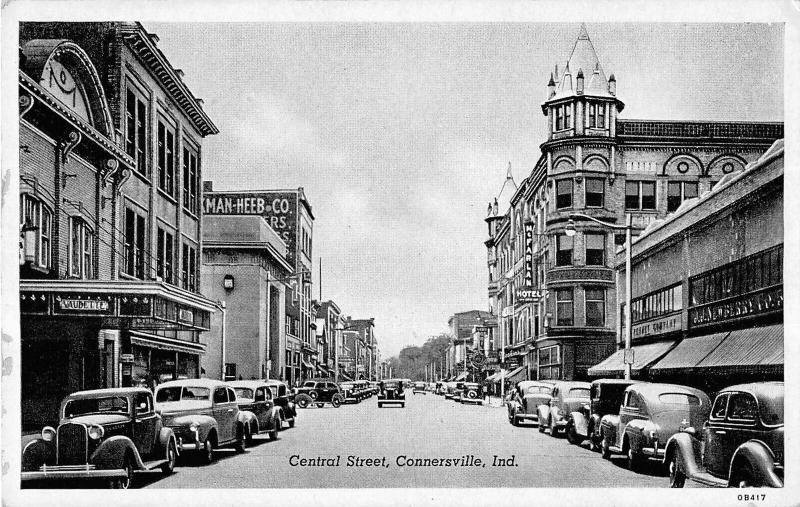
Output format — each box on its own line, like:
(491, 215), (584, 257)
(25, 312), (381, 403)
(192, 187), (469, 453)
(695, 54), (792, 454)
(589, 140), (783, 392)
(315, 300), (344, 379)
(484, 25), (783, 383)
(200, 214), (292, 381)
(19, 22), (218, 428)
(341, 318), (378, 381)
(202, 184), (315, 385)
(446, 310), (493, 379)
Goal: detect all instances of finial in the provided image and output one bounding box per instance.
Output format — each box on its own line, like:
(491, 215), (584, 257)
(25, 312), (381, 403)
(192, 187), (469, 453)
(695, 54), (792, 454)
(577, 69), (584, 78)
(609, 73), (616, 81)
(506, 161), (513, 179)
(548, 73), (555, 86)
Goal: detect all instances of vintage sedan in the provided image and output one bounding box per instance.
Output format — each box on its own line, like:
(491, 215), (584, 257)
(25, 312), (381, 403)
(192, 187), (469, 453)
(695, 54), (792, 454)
(339, 381), (361, 403)
(444, 382), (465, 400)
(537, 381), (591, 436)
(665, 382), (783, 488)
(377, 379), (405, 408)
(412, 382), (427, 395)
(566, 379), (641, 449)
(458, 382), (483, 404)
(600, 383), (711, 471)
(265, 380), (297, 429)
(154, 379), (256, 463)
(293, 381), (344, 408)
(229, 380), (282, 442)
(21, 387), (177, 489)
(507, 381), (555, 427)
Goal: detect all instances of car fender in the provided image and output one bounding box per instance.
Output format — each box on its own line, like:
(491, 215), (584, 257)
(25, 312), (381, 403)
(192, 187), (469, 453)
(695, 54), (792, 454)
(624, 419), (653, 452)
(171, 414), (218, 442)
(237, 410), (257, 435)
(90, 435), (145, 470)
(268, 406), (282, 428)
(599, 414), (620, 443)
(507, 400), (521, 416)
(21, 439), (55, 471)
(728, 440), (783, 487)
(570, 411), (589, 436)
(157, 426), (178, 457)
(588, 414), (602, 437)
(536, 404), (550, 423)
(664, 432), (702, 474)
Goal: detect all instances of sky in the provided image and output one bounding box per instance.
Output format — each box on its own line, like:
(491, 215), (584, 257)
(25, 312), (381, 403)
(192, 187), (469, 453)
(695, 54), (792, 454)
(146, 22), (783, 358)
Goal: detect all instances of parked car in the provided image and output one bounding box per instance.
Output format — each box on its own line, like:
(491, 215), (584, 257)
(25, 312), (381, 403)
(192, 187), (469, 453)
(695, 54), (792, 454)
(434, 382), (445, 395)
(566, 379), (641, 449)
(293, 381), (344, 408)
(339, 381), (361, 403)
(378, 379), (406, 408)
(506, 380), (555, 427)
(369, 381), (380, 395)
(229, 380), (282, 442)
(154, 379), (255, 463)
(665, 382), (783, 488)
(600, 383), (711, 471)
(412, 382), (427, 395)
(458, 382), (483, 404)
(536, 381), (591, 436)
(445, 382), (465, 400)
(21, 387), (177, 489)
(265, 380), (297, 429)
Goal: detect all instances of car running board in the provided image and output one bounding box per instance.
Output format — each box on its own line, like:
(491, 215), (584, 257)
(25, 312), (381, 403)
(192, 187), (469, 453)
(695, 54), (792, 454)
(687, 469), (729, 487)
(609, 445), (623, 453)
(141, 459), (168, 471)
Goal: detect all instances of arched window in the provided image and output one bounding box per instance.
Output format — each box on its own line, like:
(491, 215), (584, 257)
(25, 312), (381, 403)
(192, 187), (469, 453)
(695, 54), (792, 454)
(69, 217), (93, 279)
(20, 194), (52, 269)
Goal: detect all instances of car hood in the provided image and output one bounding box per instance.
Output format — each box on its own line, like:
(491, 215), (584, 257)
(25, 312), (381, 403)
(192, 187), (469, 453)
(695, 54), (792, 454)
(156, 400), (213, 416)
(65, 413), (130, 426)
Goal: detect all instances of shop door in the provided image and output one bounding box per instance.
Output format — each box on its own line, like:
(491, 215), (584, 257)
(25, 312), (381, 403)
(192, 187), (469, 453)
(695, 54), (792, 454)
(103, 340), (115, 388)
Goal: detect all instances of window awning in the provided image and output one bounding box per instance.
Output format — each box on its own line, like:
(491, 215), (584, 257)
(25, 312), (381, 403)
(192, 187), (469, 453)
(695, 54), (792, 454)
(454, 371), (468, 381)
(697, 324), (783, 371)
(339, 371), (353, 381)
(486, 370), (506, 383)
(649, 332), (730, 374)
(506, 366), (526, 383)
(588, 341), (676, 377)
(301, 360), (314, 369)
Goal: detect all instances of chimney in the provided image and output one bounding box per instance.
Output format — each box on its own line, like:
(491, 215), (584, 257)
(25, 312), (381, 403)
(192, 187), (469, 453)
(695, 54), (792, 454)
(576, 69), (585, 95)
(608, 73), (617, 96)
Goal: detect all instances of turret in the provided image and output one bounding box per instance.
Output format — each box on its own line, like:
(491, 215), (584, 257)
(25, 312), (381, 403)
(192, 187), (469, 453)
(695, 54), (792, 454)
(562, 63), (572, 91)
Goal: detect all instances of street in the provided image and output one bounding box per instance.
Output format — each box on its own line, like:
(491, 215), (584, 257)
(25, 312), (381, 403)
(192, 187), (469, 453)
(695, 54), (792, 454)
(141, 393), (671, 488)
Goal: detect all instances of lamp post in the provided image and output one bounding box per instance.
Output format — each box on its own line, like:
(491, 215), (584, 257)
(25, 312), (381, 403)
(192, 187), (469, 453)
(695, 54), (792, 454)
(565, 213), (633, 380)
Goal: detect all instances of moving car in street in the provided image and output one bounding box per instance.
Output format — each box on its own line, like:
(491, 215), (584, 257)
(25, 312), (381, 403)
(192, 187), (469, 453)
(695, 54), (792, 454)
(229, 380), (282, 442)
(507, 380), (554, 427)
(458, 382), (483, 404)
(154, 379), (254, 463)
(265, 380), (297, 429)
(21, 387), (178, 489)
(339, 381), (362, 403)
(377, 379), (406, 408)
(412, 382), (427, 395)
(537, 381), (591, 437)
(566, 379), (641, 449)
(665, 382), (783, 488)
(600, 383), (711, 471)
(293, 380), (344, 408)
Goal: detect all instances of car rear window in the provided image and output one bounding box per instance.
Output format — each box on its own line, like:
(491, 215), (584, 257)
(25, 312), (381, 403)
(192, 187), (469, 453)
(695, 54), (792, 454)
(659, 393), (701, 406)
(569, 388), (590, 398)
(234, 388), (254, 400)
(341, 383), (354, 389)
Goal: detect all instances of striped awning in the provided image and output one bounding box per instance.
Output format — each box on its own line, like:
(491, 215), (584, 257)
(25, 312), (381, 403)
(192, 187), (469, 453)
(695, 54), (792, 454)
(506, 366), (526, 383)
(649, 332), (730, 374)
(697, 324), (783, 370)
(588, 341), (676, 377)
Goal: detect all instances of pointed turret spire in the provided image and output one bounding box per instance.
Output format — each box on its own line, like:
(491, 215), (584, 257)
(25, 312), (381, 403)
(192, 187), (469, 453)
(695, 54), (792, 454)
(506, 161), (513, 180)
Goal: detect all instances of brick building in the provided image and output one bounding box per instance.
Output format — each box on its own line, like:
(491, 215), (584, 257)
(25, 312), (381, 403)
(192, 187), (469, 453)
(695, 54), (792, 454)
(484, 25), (782, 383)
(445, 310), (493, 379)
(18, 22), (218, 428)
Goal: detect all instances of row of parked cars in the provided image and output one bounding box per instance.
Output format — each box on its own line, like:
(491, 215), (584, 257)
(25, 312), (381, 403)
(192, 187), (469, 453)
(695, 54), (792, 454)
(505, 378), (784, 488)
(437, 381), (484, 404)
(21, 377), (300, 489)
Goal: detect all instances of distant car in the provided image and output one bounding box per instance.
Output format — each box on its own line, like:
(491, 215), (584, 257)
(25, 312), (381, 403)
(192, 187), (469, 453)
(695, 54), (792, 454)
(665, 382), (783, 488)
(339, 381), (361, 403)
(566, 379), (641, 449)
(507, 380), (555, 427)
(265, 380), (297, 429)
(294, 381), (344, 408)
(412, 382), (427, 395)
(445, 382), (465, 400)
(21, 388), (177, 489)
(154, 379), (255, 463)
(537, 381), (591, 437)
(229, 380), (282, 442)
(458, 382), (483, 404)
(434, 382), (445, 395)
(600, 383), (711, 471)
(378, 379), (405, 408)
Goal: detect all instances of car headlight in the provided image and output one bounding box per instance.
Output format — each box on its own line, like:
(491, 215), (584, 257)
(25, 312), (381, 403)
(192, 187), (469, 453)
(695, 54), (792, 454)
(189, 421), (199, 432)
(41, 426), (56, 442)
(648, 428), (659, 442)
(87, 424), (104, 440)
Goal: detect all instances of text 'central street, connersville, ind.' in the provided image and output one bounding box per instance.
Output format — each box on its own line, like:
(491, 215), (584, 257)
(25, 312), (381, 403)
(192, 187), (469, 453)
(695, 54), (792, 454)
(288, 455), (518, 468)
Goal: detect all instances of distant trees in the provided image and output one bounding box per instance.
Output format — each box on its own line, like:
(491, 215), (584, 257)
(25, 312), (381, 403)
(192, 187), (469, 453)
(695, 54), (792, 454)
(385, 333), (452, 380)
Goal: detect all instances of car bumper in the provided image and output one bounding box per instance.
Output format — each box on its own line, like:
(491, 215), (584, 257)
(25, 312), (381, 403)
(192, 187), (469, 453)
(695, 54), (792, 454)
(641, 445), (665, 459)
(22, 465), (127, 481)
(516, 413), (539, 421)
(175, 430), (203, 452)
(554, 419), (568, 428)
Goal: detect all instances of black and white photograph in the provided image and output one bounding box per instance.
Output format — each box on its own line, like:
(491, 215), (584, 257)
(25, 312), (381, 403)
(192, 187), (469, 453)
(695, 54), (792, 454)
(1, 1), (797, 506)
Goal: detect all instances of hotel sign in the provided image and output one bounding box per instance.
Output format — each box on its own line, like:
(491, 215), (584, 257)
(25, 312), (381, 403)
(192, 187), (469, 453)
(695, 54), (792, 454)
(516, 287), (543, 303)
(631, 314), (681, 340)
(690, 286), (783, 329)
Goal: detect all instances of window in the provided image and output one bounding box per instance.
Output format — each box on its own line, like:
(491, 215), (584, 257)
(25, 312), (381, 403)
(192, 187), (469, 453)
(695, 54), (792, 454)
(587, 102), (606, 128)
(625, 181), (656, 210)
(213, 387), (228, 403)
(710, 393), (729, 420)
(125, 87), (148, 175)
(157, 227), (174, 284)
(69, 218), (93, 278)
(555, 106), (563, 131)
(667, 181), (699, 212)
(585, 288), (606, 327)
(659, 393), (701, 406)
(689, 245), (781, 307)
(157, 120), (175, 196)
(585, 233), (605, 266)
(556, 288), (574, 326)
(588, 103), (596, 128)
(564, 104), (571, 129)
(556, 235), (573, 266)
(124, 208), (146, 279)
(182, 145), (199, 215)
(20, 194), (52, 268)
(556, 179), (573, 209)
(254, 388), (267, 402)
(631, 284), (682, 324)
(227, 388), (237, 402)
(538, 345), (561, 380)
(585, 178), (604, 207)
(182, 243), (197, 291)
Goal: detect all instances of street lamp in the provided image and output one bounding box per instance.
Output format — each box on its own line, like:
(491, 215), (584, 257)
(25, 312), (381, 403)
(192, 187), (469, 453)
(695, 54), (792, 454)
(564, 213), (633, 380)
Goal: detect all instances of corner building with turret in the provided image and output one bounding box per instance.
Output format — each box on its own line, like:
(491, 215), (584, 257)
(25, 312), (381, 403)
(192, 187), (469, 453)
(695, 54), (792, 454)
(485, 25), (782, 381)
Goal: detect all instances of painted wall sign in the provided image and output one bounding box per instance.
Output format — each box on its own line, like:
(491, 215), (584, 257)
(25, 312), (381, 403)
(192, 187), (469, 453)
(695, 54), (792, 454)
(689, 286), (783, 328)
(631, 313), (681, 340)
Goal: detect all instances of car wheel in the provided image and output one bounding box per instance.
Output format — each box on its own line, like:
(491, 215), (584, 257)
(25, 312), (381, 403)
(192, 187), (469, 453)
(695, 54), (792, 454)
(246, 424), (255, 444)
(467, 390), (477, 399)
(236, 427), (248, 453)
(566, 422), (581, 445)
(331, 396), (342, 408)
(161, 441), (177, 476)
(510, 415), (519, 427)
(308, 391), (318, 400)
(296, 395), (311, 408)
(668, 453), (686, 488)
(201, 436), (215, 464)
(288, 416), (295, 428)
(546, 419), (556, 437)
(268, 420), (279, 441)
(627, 446), (643, 471)
(538, 420), (545, 433)
(732, 464), (760, 488)
(588, 433), (600, 452)
(601, 436), (611, 460)
(109, 455), (134, 489)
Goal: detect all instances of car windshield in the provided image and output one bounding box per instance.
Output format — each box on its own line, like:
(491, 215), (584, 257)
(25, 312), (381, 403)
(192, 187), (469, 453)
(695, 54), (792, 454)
(658, 393), (701, 406)
(303, 381), (315, 388)
(156, 386), (211, 402)
(268, 386), (278, 397)
(527, 386), (551, 394)
(383, 382), (399, 388)
(64, 396), (129, 418)
(341, 383), (354, 389)
(234, 388), (254, 400)
(599, 384), (629, 401)
(569, 388), (590, 398)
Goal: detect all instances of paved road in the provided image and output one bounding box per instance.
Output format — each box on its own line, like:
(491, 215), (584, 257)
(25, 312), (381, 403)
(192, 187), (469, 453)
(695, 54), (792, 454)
(141, 392), (675, 488)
